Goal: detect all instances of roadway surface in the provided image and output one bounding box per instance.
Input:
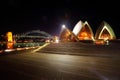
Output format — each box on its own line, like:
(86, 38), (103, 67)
(0, 42), (120, 80)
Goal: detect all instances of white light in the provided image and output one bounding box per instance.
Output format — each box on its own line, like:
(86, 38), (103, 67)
(106, 40), (109, 45)
(4, 49), (15, 52)
(55, 39), (59, 43)
(16, 48), (24, 50)
(62, 25), (66, 29)
(25, 47), (29, 49)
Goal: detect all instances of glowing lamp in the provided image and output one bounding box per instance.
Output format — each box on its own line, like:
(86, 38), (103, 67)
(62, 25), (66, 29)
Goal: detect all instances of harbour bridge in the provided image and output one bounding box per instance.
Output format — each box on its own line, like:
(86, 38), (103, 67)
(13, 30), (52, 42)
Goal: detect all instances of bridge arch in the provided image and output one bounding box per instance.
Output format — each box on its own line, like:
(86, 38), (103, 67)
(15, 30), (52, 42)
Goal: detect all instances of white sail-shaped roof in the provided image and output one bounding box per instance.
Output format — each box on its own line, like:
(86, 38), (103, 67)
(83, 21), (94, 37)
(73, 20), (94, 40)
(95, 21), (116, 40)
(72, 20), (83, 36)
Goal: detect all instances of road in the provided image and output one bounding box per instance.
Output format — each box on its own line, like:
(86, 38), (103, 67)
(0, 42), (120, 80)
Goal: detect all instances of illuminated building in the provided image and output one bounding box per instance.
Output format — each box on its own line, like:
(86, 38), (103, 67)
(95, 21), (116, 41)
(59, 20), (116, 43)
(59, 25), (79, 42)
(73, 21), (94, 40)
(6, 32), (14, 49)
(6, 32), (13, 42)
(73, 20), (83, 36)
(53, 36), (59, 43)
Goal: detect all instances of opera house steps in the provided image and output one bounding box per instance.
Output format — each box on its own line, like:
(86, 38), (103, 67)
(37, 42), (120, 57)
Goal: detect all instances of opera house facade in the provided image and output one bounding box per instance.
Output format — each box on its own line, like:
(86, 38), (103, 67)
(95, 21), (116, 40)
(59, 25), (79, 42)
(59, 20), (116, 43)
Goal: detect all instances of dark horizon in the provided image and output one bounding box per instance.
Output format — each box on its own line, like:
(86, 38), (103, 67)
(1, 0), (120, 38)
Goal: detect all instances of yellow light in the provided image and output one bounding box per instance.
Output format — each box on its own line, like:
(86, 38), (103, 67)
(6, 42), (13, 49)
(6, 32), (13, 42)
(32, 43), (50, 53)
(81, 32), (88, 36)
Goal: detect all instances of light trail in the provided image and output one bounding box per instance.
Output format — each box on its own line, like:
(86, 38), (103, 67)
(32, 43), (50, 53)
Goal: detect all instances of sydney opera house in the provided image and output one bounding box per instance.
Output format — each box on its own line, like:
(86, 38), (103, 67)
(59, 20), (116, 44)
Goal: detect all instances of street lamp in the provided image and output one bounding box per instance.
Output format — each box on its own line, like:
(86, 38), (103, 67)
(62, 24), (66, 29)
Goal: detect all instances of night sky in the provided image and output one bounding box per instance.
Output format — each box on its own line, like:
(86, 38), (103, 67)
(1, 0), (120, 38)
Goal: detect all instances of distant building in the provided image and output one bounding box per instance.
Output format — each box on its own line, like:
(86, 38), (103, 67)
(59, 25), (79, 42)
(73, 21), (94, 40)
(59, 20), (116, 43)
(6, 32), (14, 49)
(6, 32), (13, 42)
(73, 20), (83, 36)
(95, 21), (116, 41)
